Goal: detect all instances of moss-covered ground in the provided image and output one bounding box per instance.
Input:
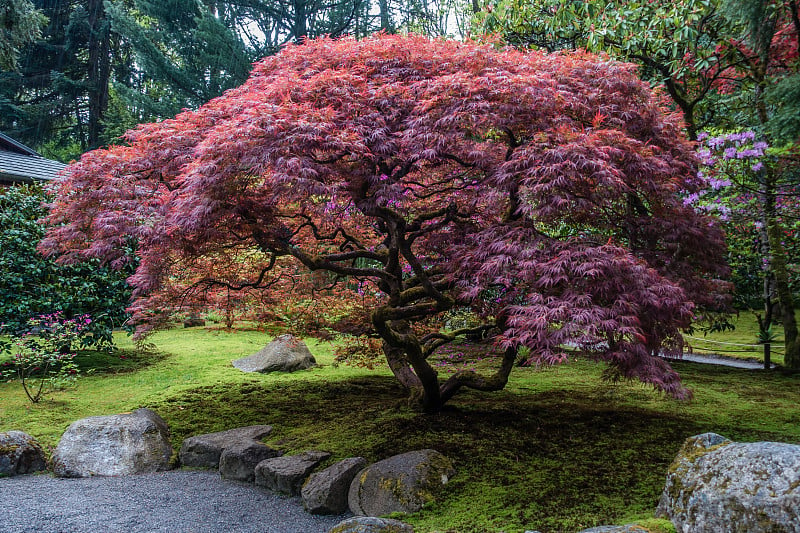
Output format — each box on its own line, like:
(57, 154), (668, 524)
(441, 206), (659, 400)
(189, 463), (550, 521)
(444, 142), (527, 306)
(1, 326), (799, 533)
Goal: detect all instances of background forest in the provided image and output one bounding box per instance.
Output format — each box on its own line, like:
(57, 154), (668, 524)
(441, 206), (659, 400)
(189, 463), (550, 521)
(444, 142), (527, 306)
(1, 0), (472, 157)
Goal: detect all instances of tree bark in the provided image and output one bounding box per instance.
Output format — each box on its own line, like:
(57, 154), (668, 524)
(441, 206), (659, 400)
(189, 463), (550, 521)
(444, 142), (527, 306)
(372, 311), (443, 411)
(439, 346), (517, 404)
(378, 0), (391, 31)
(767, 221), (800, 369)
(383, 342), (422, 390)
(293, 0), (308, 40)
(87, 0), (111, 149)
(759, 163), (799, 370)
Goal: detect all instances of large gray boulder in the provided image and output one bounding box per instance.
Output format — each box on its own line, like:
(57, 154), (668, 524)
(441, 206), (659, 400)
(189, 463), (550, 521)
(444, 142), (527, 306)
(303, 457), (368, 514)
(179, 425), (273, 468)
(255, 450), (330, 494)
(0, 431), (47, 476)
(348, 449), (455, 516)
(52, 408), (172, 477)
(656, 432), (800, 532)
(219, 441), (282, 482)
(232, 334), (316, 373)
(327, 517), (414, 533)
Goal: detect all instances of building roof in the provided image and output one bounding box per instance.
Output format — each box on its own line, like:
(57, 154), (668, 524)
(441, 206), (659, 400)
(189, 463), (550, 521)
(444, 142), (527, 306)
(0, 132), (67, 184)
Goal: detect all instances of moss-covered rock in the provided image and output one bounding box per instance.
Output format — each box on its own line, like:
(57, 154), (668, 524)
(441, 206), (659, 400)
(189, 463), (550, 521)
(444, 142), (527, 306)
(0, 430), (46, 476)
(656, 432), (800, 532)
(347, 449), (455, 516)
(327, 516), (414, 533)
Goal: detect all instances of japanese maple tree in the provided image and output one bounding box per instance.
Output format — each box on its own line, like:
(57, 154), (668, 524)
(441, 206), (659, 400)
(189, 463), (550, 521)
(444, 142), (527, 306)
(42, 35), (730, 411)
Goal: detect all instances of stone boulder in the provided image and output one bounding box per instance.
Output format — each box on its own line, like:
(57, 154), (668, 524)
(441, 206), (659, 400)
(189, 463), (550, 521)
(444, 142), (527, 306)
(183, 316), (205, 328)
(328, 517), (414, 533)
(179, 425), (273, 468)
(656, 432), (800, 533)
(52, 408), (172, 477)
(0, 431), (47, 476)
(255, 450), (330, 494)
(577, 527), (650, 533)
(219, 441), (282, 482)
(232, 334), (316, 373)
(303, 457), (368, 514)
(348, 449), (455, 516)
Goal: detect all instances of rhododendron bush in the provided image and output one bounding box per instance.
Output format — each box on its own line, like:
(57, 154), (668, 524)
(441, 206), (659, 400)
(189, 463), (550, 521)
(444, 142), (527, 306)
(42, 35), (730, 410)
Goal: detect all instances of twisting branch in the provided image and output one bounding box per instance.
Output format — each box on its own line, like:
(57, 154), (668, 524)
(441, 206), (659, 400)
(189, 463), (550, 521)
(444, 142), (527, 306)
(288, 245), (396, 282)
(285, 212), (368, 250)
(438, 346), (519, 405)
(192, 254), (280, 291)
(407, 203), (457, 232)
(398, 276), (451, 306)
(399, 238), (450, 304)
(421, 324), (497, 358)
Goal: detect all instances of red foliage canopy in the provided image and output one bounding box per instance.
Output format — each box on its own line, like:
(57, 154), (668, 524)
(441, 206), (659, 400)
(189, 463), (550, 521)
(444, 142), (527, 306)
(42, 35), (730, 410)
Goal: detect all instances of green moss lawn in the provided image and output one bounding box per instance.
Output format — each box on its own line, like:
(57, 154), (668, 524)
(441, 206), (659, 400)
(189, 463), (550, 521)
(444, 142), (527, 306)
(2, 324), (799, 533)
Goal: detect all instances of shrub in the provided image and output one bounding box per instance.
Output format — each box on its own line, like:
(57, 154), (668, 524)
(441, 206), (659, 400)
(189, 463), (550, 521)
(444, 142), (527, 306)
(0, 184), (133, 348)
(0, 313), (89, 402)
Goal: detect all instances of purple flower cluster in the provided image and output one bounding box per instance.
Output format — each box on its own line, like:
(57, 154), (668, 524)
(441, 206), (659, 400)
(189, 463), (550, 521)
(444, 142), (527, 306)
(688, 130), (770, 217)
(699, 130), (756, 148)
(708, 177), (731, 190)
(682, 192), (700, 207)
(697, 131), (768, 172)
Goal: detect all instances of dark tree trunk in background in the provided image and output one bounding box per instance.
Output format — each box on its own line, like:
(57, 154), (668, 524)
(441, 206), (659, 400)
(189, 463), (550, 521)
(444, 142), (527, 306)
(87, 0), (110, 148)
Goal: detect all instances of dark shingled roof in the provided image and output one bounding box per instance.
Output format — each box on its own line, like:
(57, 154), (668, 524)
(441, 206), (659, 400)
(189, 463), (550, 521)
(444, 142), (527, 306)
(0, 132), (67, 184)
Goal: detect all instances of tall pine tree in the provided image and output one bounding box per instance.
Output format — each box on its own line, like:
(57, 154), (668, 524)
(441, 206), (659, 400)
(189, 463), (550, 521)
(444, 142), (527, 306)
(0, 0), (46, 70)
(0, 0), (388, 156)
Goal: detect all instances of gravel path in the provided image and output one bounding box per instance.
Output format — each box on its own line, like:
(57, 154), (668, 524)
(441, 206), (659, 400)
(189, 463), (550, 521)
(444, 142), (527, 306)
(662, 353), (772, 369)
(0, 470), (348, 533)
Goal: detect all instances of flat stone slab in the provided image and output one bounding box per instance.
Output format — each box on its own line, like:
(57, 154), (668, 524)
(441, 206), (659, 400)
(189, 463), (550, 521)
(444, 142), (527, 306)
(180, 425), (273, 468)
(577, 527), (649, 533)
(328, 517), (414, 533)
(219, 441), (282, 482)
(255, 450), (331, 495)
(303, 457), (368, 514)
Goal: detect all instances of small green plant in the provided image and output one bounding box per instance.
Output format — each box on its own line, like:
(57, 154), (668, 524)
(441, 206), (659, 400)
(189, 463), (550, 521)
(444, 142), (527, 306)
(757, 326), (778, 345)
(0, 313), (89, 403)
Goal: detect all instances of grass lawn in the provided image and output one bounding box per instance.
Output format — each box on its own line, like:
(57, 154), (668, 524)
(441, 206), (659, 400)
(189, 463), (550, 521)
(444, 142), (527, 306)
(685, 309), (800, 366)
(2, 326), (799, 533)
